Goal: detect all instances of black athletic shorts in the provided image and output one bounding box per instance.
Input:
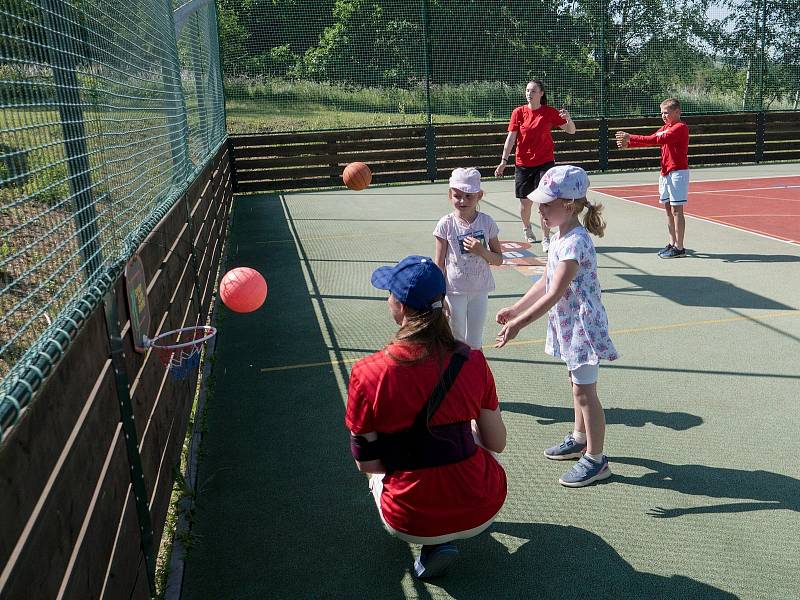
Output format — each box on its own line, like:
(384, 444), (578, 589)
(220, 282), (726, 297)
(514, 161), (556, 200)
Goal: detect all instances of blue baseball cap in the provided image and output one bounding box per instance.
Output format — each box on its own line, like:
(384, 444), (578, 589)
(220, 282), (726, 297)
(371, 256), (446, 311)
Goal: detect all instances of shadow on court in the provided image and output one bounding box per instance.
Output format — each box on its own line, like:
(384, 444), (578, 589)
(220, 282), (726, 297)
(689, 251), (800, 263)
(431, 522), (738, 600)
(182, 194), (419, 599)
(598, 246), (800, 264)
(610, 275), (794, 309)
(487, 356), (800, 381)
(503, 402), (703, 431)
(611, 456), (800, 517)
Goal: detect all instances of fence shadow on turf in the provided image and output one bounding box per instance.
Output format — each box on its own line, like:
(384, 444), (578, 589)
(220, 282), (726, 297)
(611, 456), (800, 516)
(610, 275), (794, 309)
(182, 193), (420, 599)
(598, 246), (800, 264)
(503, 402), (704, 431)
(688, 251), (800, 263)
(432, 522), (739, 600)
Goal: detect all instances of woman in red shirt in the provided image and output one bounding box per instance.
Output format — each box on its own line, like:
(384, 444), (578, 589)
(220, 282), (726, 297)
(346, 255), (507, 579)
(495, 80), (576, 252)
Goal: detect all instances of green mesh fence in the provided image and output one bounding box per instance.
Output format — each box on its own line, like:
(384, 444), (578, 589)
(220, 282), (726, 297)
(219, 0), (800, 133)
(0, 0), (226, 436)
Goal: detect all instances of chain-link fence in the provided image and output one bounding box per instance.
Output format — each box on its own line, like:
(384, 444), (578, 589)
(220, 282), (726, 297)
(0, 0), (226, 429)
(219, 0), (800, 133)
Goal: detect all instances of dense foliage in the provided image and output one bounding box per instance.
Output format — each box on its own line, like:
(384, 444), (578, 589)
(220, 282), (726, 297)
(216, 0), (800, 116)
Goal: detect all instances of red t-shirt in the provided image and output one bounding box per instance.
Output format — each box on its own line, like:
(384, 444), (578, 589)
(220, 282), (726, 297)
(507, 105), (567, 167)
(628, 121), (689, 175)
(345, 344), (507, 537)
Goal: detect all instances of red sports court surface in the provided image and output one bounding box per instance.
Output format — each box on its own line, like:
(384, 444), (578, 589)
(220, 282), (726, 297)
(595, 175), (800, 244)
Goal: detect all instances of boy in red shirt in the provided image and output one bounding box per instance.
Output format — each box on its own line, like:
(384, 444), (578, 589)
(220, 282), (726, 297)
(616, 98), (690, 258)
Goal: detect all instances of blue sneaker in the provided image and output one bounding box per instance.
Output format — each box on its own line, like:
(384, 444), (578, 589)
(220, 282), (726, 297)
(559, 455), (612, 487)
(414, 543), (459, 579)
(543, 433), (586, 460)
(657, 244), (673, 257)
(661, 246), (687, 259)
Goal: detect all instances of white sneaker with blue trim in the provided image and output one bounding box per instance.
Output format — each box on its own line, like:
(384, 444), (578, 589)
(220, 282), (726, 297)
(559, 455), (612, 487)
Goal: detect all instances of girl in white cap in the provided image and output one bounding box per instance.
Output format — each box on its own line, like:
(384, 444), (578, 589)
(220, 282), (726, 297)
(434, 168), (504, 349)
(495, 165), (619, 488)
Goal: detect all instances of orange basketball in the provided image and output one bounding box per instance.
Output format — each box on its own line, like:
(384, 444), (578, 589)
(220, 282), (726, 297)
(343, 162), (372, 191)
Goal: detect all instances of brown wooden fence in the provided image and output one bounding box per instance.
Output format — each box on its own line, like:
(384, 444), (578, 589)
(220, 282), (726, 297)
(231, 111), (800, 193)
(0, 142), (233, 599)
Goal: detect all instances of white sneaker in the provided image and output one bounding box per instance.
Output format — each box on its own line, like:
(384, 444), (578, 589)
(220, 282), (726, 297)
(541, 237), (550, 253)
(524, 227), (536, 243)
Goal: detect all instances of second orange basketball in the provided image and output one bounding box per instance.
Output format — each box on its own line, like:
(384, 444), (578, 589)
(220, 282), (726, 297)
(343, 162), (372, 191)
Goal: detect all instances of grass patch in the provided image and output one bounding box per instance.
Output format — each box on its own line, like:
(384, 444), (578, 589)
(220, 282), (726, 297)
(153, 345), (216, 598)
(0, 105), (188, 383)
(224, 77), (800, 134)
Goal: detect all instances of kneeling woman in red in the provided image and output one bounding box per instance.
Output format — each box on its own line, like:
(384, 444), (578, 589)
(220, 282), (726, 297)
(346, 255), (507, 579)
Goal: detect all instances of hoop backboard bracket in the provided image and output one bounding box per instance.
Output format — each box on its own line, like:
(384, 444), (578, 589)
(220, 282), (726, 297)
(124, 254), (151, 353)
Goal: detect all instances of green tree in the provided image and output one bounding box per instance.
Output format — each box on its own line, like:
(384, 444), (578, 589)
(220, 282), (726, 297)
(304, 0), (423, 86)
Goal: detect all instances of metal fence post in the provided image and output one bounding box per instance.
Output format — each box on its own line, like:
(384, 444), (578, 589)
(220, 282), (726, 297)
(598, 119), (609, 172)
(102, 290), (156, 598)
(160, 0), (191, 183)
(41, 0), (102, 279)
(598, 0), (609, 171)
(192, 16), (211, 155)
(755, 0), (768, 162)
(758, 0), (767, 112)
(421, 0), (436, 181)
(755, 111), (765, 163)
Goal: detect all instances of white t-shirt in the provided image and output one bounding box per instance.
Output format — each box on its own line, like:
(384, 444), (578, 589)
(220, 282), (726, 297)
(544, 226), (619, 370)
(433, 212), (499, 295)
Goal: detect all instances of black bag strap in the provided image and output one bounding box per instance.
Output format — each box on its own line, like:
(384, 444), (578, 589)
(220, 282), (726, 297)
(411, 342), (470, 430)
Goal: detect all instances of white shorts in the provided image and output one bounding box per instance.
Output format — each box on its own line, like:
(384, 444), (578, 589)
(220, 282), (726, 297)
(569, 363), (599, 385)
(658, 169), (689, 205)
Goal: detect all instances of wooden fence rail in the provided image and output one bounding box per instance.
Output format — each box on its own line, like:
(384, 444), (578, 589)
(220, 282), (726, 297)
(0, 142), (233, 599)
(230, 111), (800, 193)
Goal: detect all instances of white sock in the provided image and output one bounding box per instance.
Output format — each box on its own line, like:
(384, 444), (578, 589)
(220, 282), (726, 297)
(584, 452), (604, 463)
(572, 431), (587, 444)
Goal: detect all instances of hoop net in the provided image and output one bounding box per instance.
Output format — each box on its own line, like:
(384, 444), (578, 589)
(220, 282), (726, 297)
(146, 325), (216, 380)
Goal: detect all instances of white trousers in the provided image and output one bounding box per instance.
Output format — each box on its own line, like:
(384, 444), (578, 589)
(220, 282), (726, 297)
(447, 292), (489, 349)
(369, 472), (501, 545)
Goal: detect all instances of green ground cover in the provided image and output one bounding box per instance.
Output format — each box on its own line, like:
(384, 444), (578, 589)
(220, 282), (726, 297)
(181, 163), (800, 599)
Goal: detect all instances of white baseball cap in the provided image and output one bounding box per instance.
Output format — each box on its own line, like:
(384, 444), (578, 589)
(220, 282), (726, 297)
(449, 167), (482, 193)
(528, 165), (590, 204)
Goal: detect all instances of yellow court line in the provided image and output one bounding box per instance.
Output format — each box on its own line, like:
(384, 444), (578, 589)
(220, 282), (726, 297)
(603, 309), (799, 337)
(259, 310), (800, 373)
(256, 229), (427, 244)
(260, 356), (363, 372)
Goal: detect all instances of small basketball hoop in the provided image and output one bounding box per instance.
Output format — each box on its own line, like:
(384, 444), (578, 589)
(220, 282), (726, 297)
(145, 325), (217, 380)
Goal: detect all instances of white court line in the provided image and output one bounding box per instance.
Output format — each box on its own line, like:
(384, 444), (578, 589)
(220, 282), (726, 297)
(619, 184), (800, 199)
(592, 189), (800, 248)
(594, 173), (800, 189)
(707, 214), (800, 218)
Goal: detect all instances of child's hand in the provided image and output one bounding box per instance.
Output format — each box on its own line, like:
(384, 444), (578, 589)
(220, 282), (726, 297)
(443, 296), (452, 319)
(495, 306), (517, 324)
(615, 131), (630, 149)
(462, 236), (485, 256)
(495, 319), (522, 348)
(559, 107), (572, 122)
(494, 163), (507, 177)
